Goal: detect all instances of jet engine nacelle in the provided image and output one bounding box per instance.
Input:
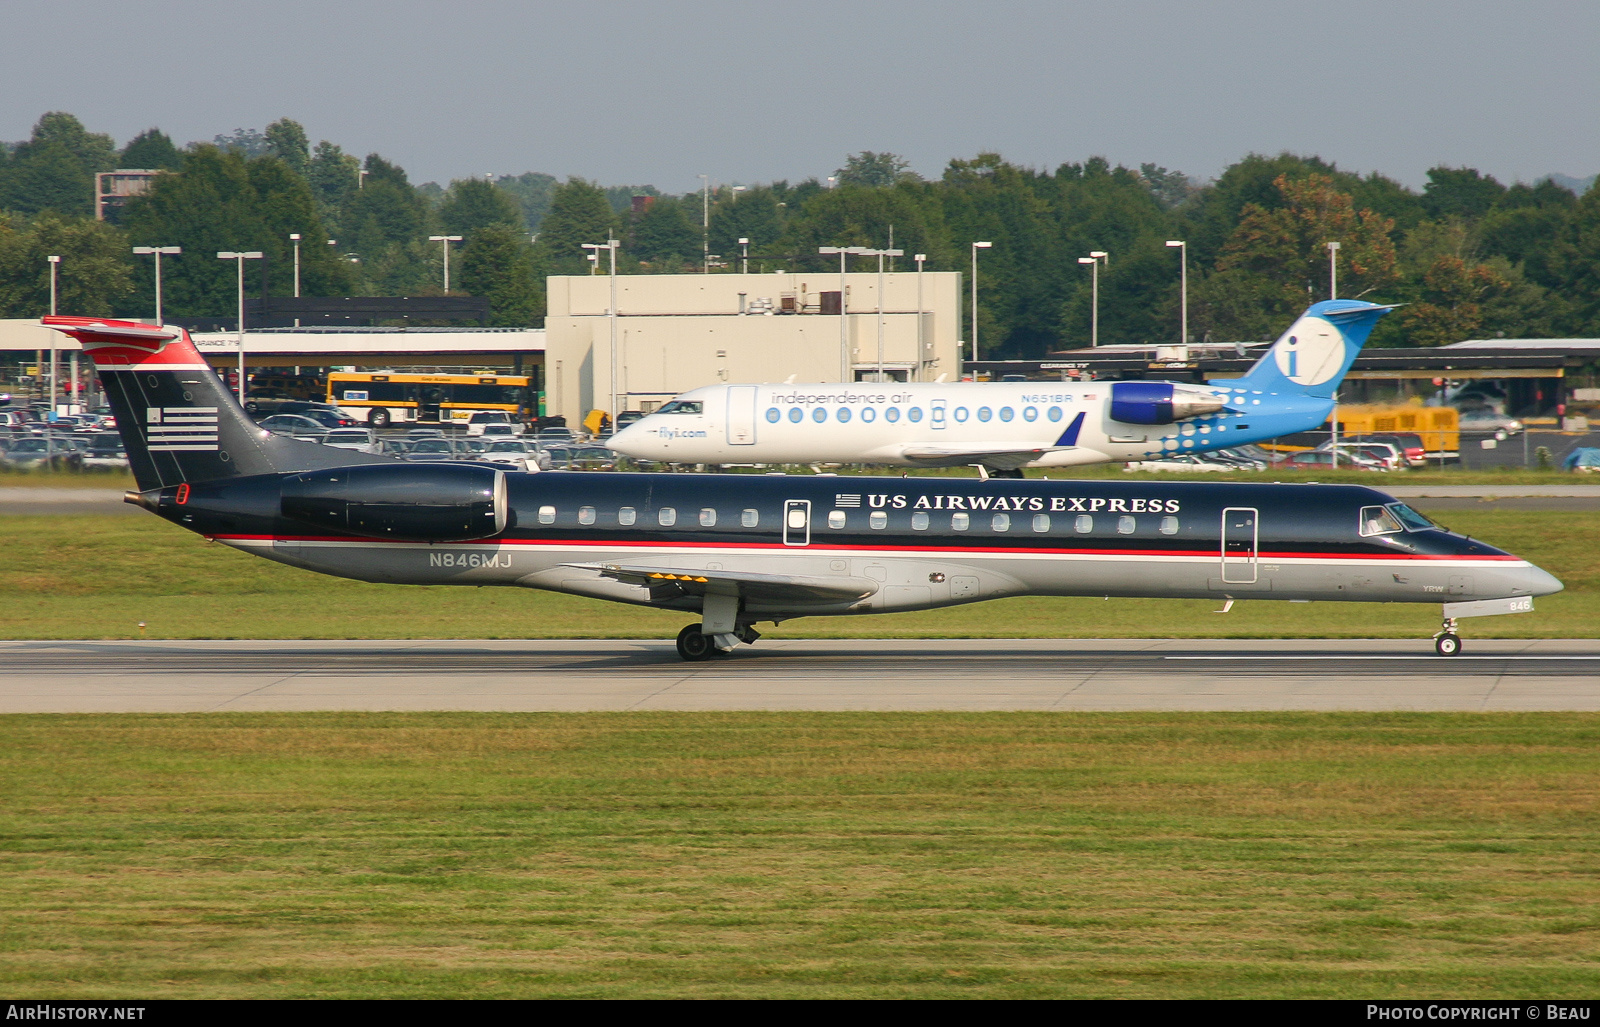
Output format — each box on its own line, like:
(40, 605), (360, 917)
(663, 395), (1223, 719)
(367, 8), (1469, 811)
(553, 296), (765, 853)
(1109, 381), (1227, 425)
(280, 463), (508, 542)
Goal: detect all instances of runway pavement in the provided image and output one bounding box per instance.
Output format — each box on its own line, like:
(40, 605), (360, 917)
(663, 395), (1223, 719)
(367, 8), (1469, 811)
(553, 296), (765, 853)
(3, 638), (1598, 713)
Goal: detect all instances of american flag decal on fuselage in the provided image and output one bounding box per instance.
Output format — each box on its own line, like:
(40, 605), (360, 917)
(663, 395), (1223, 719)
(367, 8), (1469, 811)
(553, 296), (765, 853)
(146, 407), (219, 451)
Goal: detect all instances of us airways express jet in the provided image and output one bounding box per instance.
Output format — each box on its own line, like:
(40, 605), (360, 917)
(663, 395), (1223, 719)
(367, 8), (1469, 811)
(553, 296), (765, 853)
(45, 314), (1560, 662)
(608, 300), (1389, 474)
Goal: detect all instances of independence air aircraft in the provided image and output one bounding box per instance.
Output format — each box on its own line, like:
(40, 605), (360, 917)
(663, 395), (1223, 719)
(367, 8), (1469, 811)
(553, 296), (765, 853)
(46, 314), (1560, 662)
(608, 299), (1389, 475)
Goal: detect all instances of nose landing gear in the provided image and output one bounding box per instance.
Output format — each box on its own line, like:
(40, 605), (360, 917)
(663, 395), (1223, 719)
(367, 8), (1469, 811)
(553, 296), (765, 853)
(1434, 616), (1462, 657)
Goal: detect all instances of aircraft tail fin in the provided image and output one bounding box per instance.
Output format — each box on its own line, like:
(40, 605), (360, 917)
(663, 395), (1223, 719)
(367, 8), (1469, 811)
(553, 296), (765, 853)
(1215, 300), (1395, 399)
(42, 316), (387, 492)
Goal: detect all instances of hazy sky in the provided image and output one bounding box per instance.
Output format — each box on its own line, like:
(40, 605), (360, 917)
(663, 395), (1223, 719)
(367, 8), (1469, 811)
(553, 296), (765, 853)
(6, 0), (1596, 193)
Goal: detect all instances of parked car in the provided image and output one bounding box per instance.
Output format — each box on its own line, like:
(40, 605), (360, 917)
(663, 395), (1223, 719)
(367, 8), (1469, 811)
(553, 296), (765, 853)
(535, 427), (577, 445)
(243, 387), (297, 416)
(567, 445), (619, 471)
(479, 423), (520, 441)
(0, 437), (83, 470)
(321, 428), (380, 453)
(402, 438), (461, 462)
(482, 440), (550, 473)
(81, 434), (129, 471)
(405, 427), (446, 440)
(465, 411), (516, 436)
(259, 414), (331, 439)
(1124, 454), (1239, 472)
(1281, 449), (1385, 471)
(1459, 410), (1523, 435)
(1351, 433), (1427, 467)
(1316, 440), (1406, 471)
(614, 411), (645, 429)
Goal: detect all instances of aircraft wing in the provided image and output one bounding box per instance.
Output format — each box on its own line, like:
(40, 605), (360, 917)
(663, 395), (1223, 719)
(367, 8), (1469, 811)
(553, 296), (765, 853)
(896, 443), (1077, 470)
(565, 562), (879, 606)
(897, 411), (1089, 468)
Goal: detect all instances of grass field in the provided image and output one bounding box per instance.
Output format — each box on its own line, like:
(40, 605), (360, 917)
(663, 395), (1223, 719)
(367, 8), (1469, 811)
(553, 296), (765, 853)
(0, 509), (1593, 640)
(1, 712), (1597, 999)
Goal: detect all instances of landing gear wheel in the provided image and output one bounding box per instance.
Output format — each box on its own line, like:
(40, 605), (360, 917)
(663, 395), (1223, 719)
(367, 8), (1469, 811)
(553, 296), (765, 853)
(991, 468), (1025, 479)
(676, 624), (715, 662)
(1436, 633), (1462, 657)
(369, 408), (391, 429)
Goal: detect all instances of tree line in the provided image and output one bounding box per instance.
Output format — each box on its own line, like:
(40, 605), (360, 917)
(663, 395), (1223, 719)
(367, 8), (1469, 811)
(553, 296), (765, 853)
(2, 112), (1598, 354)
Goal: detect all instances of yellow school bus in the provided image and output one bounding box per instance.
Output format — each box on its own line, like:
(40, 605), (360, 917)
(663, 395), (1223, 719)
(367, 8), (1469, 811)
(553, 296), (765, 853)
(326, 372), (534, 428)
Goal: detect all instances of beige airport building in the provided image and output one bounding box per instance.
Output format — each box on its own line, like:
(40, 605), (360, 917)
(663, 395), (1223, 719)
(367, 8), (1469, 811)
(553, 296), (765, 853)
(543, 270), (963, 421)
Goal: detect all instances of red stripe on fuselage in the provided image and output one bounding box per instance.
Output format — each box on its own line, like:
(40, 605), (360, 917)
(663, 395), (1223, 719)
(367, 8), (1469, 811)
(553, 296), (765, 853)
(210, 534), (1521, 561)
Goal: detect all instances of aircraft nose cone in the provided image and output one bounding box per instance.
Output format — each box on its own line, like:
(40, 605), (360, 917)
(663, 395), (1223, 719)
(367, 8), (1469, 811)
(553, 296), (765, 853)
(1525, 564), (1564, 597)
(606, 424), (644, 455)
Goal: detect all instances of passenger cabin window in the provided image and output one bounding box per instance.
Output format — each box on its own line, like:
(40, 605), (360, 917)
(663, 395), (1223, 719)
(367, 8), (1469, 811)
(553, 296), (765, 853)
(828, 510), (846, 528)
(911, 511), (929, 530)
(619, 506), (636, 526)
(1159, 515), (1179, 535)
(1075, 514), (1093, 533)
(741, 508), (759, 527)
(1360, 505), (1404, 536)
(869, 511), (888, 529)
(952, 513), (970, 531)
(700, 508), (716, 527)
(658, 507), (677, 526)
(537, 505), (555, 525)
(578, 506), (595, 525)
(1118, 515), (1136, 534)
(1032, 513), (1050, 533)
(991, 512), (1010, 532)
(655, 400), (702, 414)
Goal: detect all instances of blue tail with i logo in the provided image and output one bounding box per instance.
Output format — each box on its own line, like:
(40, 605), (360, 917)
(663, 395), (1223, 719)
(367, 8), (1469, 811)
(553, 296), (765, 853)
(1217, 300), (1394, 399)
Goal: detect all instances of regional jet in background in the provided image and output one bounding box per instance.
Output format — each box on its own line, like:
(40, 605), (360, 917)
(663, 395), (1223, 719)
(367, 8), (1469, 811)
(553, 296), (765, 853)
(607, 300), (1393, 475)
(45, 314), (1559, 663)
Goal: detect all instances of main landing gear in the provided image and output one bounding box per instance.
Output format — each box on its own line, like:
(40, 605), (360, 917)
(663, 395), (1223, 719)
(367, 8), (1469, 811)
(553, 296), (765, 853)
(1434, 616), (1462, 657)
(675, 623), (761, 662)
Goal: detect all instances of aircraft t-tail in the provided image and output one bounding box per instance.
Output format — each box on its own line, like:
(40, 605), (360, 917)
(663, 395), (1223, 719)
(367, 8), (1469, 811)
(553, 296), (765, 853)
(46, 314), (1560, 662)
(607, 299), (1392, 474)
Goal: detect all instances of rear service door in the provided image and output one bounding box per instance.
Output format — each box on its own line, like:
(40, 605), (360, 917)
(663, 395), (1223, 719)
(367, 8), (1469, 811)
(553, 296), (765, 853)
(727, 386), (757, 445)
(783, 500), (811, 547)
(1221, 507), (1259, 583)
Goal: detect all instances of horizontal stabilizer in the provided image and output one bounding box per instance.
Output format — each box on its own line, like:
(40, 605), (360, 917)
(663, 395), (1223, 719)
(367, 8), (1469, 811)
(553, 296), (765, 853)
(569, 562), (879, 606)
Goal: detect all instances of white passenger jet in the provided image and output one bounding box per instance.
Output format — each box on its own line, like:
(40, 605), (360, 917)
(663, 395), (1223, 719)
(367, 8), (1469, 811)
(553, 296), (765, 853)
(608, 300), (1390, 475)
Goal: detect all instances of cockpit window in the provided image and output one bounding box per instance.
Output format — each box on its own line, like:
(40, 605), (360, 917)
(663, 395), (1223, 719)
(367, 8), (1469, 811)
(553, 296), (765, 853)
(654, 401), (702, 415)
(1387, 503), (1436, 532)
(1359, 505), (1404, 536)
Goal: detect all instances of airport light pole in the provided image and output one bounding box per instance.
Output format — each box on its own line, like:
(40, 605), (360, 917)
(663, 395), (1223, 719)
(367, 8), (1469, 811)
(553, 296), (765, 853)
(46, 255), (60, 412)
(819, 245), (870, 382)
(1077, 256), (1101, 348)
(914, 253), (926, 381)
(131, 246), (180, 325)
(427, 235), (463, 293)
(970, 241), (992, 368)
(1165, 240), (1187, 346)
(217, 251), (263, 403)
(698, 174), (710, 272)
(738, 237), (749, 275)
(861, 247), (904, 381)
(1327, 240), (1341, 299)
(583, 239), (622, 423)
(357, 168), (368, 190)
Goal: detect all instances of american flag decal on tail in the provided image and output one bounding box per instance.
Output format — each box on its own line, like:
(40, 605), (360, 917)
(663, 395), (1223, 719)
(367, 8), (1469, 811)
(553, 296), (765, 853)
(146, 407), (219, 451)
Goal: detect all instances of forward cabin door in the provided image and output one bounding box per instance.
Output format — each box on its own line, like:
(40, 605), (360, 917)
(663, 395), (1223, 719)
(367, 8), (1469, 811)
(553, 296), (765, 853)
(1221, 507), (1259, 583)
(783, 499), (811, 547)
(727, 386), (757, 445)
